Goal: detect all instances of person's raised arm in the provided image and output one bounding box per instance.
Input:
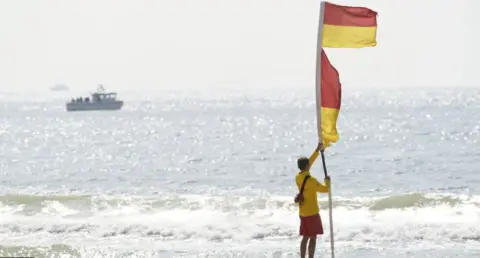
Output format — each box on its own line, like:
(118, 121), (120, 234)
(308, 142), (323, 166)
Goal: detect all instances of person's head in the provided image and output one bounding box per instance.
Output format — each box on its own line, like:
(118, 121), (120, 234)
(297, 157), (310, 171)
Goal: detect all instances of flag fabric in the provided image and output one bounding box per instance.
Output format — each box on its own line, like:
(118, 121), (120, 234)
(320, 49), (341, 148)
(322, 2), (378, 48)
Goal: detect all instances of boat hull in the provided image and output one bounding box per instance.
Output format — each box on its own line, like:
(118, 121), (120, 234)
(66, 101), (124, 111)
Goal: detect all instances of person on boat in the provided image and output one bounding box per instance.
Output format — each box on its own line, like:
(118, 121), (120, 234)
(295, 142), (330, 258)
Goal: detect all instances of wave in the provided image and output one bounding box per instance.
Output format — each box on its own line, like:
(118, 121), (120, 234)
(367, 192), (471, 210)
(1, 192), (479, 247)
(0, 192), (477, 212)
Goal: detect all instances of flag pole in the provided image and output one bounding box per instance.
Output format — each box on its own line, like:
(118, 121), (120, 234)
(321, 149), (334, 258)
(315, 1), (335, 258)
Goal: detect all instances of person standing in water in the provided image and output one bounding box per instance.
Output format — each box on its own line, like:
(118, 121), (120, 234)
(294, 142), (330, 258)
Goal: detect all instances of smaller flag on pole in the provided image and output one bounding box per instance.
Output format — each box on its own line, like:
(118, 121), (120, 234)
(322, 2), (378, 48)
(319, 49), (341, 149)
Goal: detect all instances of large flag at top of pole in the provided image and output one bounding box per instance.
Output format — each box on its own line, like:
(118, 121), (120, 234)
(322, 2), (378, 48)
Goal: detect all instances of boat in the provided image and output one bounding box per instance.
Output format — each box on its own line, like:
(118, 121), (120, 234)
(66, 85), (124, 111)
(51, 84), (69, 91)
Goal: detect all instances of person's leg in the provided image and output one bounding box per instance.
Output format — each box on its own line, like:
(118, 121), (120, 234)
(300, 216), (308, 258)
(300, 236), (309, 258)
(304, 213), (322, 258)
(308, 236), (317, 258)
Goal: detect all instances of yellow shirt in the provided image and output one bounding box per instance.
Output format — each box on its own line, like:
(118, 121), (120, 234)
(295, 150), (330, 217)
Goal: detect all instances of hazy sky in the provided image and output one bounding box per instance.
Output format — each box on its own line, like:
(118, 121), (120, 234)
(0, 0), (478, 92)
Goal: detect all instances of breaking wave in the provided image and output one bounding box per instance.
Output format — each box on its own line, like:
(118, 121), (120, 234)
(0, 192), (476, 212)
(1, 192), (479, 257)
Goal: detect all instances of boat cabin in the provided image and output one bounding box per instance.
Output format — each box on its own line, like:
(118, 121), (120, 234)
(92, 92), (118, 103)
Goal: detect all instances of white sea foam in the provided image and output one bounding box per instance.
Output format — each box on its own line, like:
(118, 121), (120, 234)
(1, 192), (479, 253)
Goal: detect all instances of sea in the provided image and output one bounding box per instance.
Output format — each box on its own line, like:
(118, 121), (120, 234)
(0, 86), (479, 258)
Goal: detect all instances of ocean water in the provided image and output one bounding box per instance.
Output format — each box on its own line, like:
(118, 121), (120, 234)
(0, 87), (479, 258)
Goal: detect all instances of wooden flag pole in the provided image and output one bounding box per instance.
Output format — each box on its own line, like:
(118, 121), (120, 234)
(315, 1), (335, 258)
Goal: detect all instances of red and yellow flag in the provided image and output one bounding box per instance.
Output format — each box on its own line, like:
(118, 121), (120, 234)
(318, 2), (377, 148)
(320, 49), (341, 148)
(322, 2), (378, 48)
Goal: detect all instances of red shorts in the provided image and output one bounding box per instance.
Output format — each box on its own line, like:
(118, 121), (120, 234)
(299, 213), (323, 236)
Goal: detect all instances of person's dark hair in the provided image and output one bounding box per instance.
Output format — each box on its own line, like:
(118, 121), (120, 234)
(297, 157), (310, 171)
